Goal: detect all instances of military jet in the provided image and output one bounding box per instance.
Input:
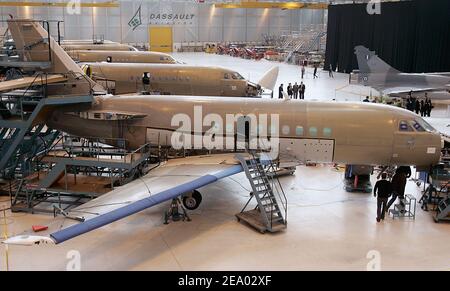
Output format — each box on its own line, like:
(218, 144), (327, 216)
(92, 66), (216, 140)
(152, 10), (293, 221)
(354, 46), (450, 96)
(1, 20), (443, 245)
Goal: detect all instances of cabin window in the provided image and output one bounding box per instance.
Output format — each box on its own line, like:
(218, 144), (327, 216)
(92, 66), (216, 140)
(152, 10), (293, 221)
(282, 125), (290, 135)
(295, 126), (303, 136)
(323, 127), (332, 137)
(309, 127), (318, 137)
(399, 121), (413, 132)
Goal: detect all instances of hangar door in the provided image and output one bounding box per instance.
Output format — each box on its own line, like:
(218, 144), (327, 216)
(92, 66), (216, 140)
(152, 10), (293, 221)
(149, 26), (173, 53)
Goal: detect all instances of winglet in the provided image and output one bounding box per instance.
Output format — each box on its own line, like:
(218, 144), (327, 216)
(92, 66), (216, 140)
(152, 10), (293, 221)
(257, 66), (279, 91)
(2, 235), (55, 246)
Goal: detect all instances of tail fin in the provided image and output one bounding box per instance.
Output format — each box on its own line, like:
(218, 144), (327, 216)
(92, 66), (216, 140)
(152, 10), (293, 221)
(257, 66), (279, 91)
(354, 46), (399, 74)
(7, 19), (103, 93)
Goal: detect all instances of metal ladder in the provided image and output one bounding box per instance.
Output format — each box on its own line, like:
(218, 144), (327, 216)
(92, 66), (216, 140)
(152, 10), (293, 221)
(435, 197), (450, 222)
(236, 151), (287, 233)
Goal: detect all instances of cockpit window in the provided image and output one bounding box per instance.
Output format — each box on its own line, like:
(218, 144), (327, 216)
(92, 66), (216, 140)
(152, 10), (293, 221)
(224, 73), (230, 79)
(411, 121), (426, 132)
(415, 118), (436, 132)
(399, 121), (413, 132)
(231, 72), (244, 80)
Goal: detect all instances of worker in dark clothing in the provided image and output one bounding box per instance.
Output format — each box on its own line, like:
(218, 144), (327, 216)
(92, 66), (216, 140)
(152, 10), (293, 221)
(397, 166), (411, 178)
(299, 82), (305, 100)
(142, 72), (150, 92)
(374, 173), (392, 222)
(425, 95), (433, 117)
(313, 64), (318, 79)
(363, 96), (370, 102)
(301, 66), (305, 79)
(420, 100), (425, 117)
(293, 82), (299, 99)
(415, 99), (421, 115)
(387, 170), (407, 211)
(287, 83), (293, 99)
(278, 84), (284, 99)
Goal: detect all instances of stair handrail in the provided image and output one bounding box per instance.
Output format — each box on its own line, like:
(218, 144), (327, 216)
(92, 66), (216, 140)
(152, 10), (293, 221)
(254, 140), (288, 226)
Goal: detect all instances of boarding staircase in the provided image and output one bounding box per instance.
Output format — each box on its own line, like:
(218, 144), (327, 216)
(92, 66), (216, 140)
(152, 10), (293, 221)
(435, 196), (450, 222)
(389, 194), (417, 219)
(236, 151), (287, 233)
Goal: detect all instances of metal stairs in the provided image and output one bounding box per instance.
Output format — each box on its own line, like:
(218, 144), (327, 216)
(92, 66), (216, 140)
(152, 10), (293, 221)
(435, 196), (450, 222)
(0, 74), (94, 179)
(236, 151), (287, 233)
(389, 194), (417, 219)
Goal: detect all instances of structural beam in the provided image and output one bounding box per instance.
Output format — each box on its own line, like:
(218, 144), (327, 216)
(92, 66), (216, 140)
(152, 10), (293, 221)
(214, 1), (328, 10)
(0, 1), (119, 8)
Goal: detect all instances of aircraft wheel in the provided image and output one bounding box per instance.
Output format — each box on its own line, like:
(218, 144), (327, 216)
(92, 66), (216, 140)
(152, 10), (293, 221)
(182, 190), (202, 210)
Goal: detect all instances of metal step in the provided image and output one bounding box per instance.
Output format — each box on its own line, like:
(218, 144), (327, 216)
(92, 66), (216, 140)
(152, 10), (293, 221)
(236, 153), (287, 233)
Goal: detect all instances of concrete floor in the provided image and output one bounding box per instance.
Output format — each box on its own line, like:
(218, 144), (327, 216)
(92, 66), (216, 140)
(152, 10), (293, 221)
(1, 53), (449, 271)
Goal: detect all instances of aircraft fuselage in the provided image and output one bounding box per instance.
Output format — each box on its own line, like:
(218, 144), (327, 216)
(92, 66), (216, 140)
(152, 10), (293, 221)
(82, 63), (261, 97)
(47, 96), (442, 168)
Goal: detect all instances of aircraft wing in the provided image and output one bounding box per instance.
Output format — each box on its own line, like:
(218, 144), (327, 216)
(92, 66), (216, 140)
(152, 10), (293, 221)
(2, 154), (244, 246)
(383, 86), (449, 96)
(0, 74), (68, 92)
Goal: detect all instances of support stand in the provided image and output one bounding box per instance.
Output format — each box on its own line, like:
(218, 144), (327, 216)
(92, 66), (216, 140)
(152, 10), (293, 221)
(164, 198), (191, 224)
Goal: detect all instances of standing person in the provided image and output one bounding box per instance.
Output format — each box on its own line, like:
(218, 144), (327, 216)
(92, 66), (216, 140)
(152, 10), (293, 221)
(420, 99), (425, 117)
(423, 99), (430, 117)
(387, 169), (407, 211)
(328, 64), (334, 78)
(426, 96), (433, 117)
(293, 82), (299, 99)
(301, 66), (305, 79)
(411, 95), (416, 112)
(374, 173), (392, 222)
(287, 83), (293, 99)
(278, 84), (284, 99)
(415, 99), (421, 115)
(313, 64), (318, 79)
(299, 82), (306, 100)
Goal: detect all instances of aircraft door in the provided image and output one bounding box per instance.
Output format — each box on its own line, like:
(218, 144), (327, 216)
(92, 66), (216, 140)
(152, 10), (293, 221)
(392, 120), (416, 165)
(236, 116), (254, 150)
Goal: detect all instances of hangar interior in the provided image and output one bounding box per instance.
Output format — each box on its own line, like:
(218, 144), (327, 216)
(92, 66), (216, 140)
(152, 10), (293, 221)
(0, 0), (449, 271)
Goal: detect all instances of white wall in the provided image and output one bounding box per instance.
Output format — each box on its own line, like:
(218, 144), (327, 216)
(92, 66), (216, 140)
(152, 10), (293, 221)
(0, 1), (326, 44)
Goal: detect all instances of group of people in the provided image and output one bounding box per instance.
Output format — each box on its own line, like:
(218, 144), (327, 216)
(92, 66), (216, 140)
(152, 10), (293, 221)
(406, 93), (433, 117)
(373, 166), (411, 222)
(277, 82), (306, 99)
